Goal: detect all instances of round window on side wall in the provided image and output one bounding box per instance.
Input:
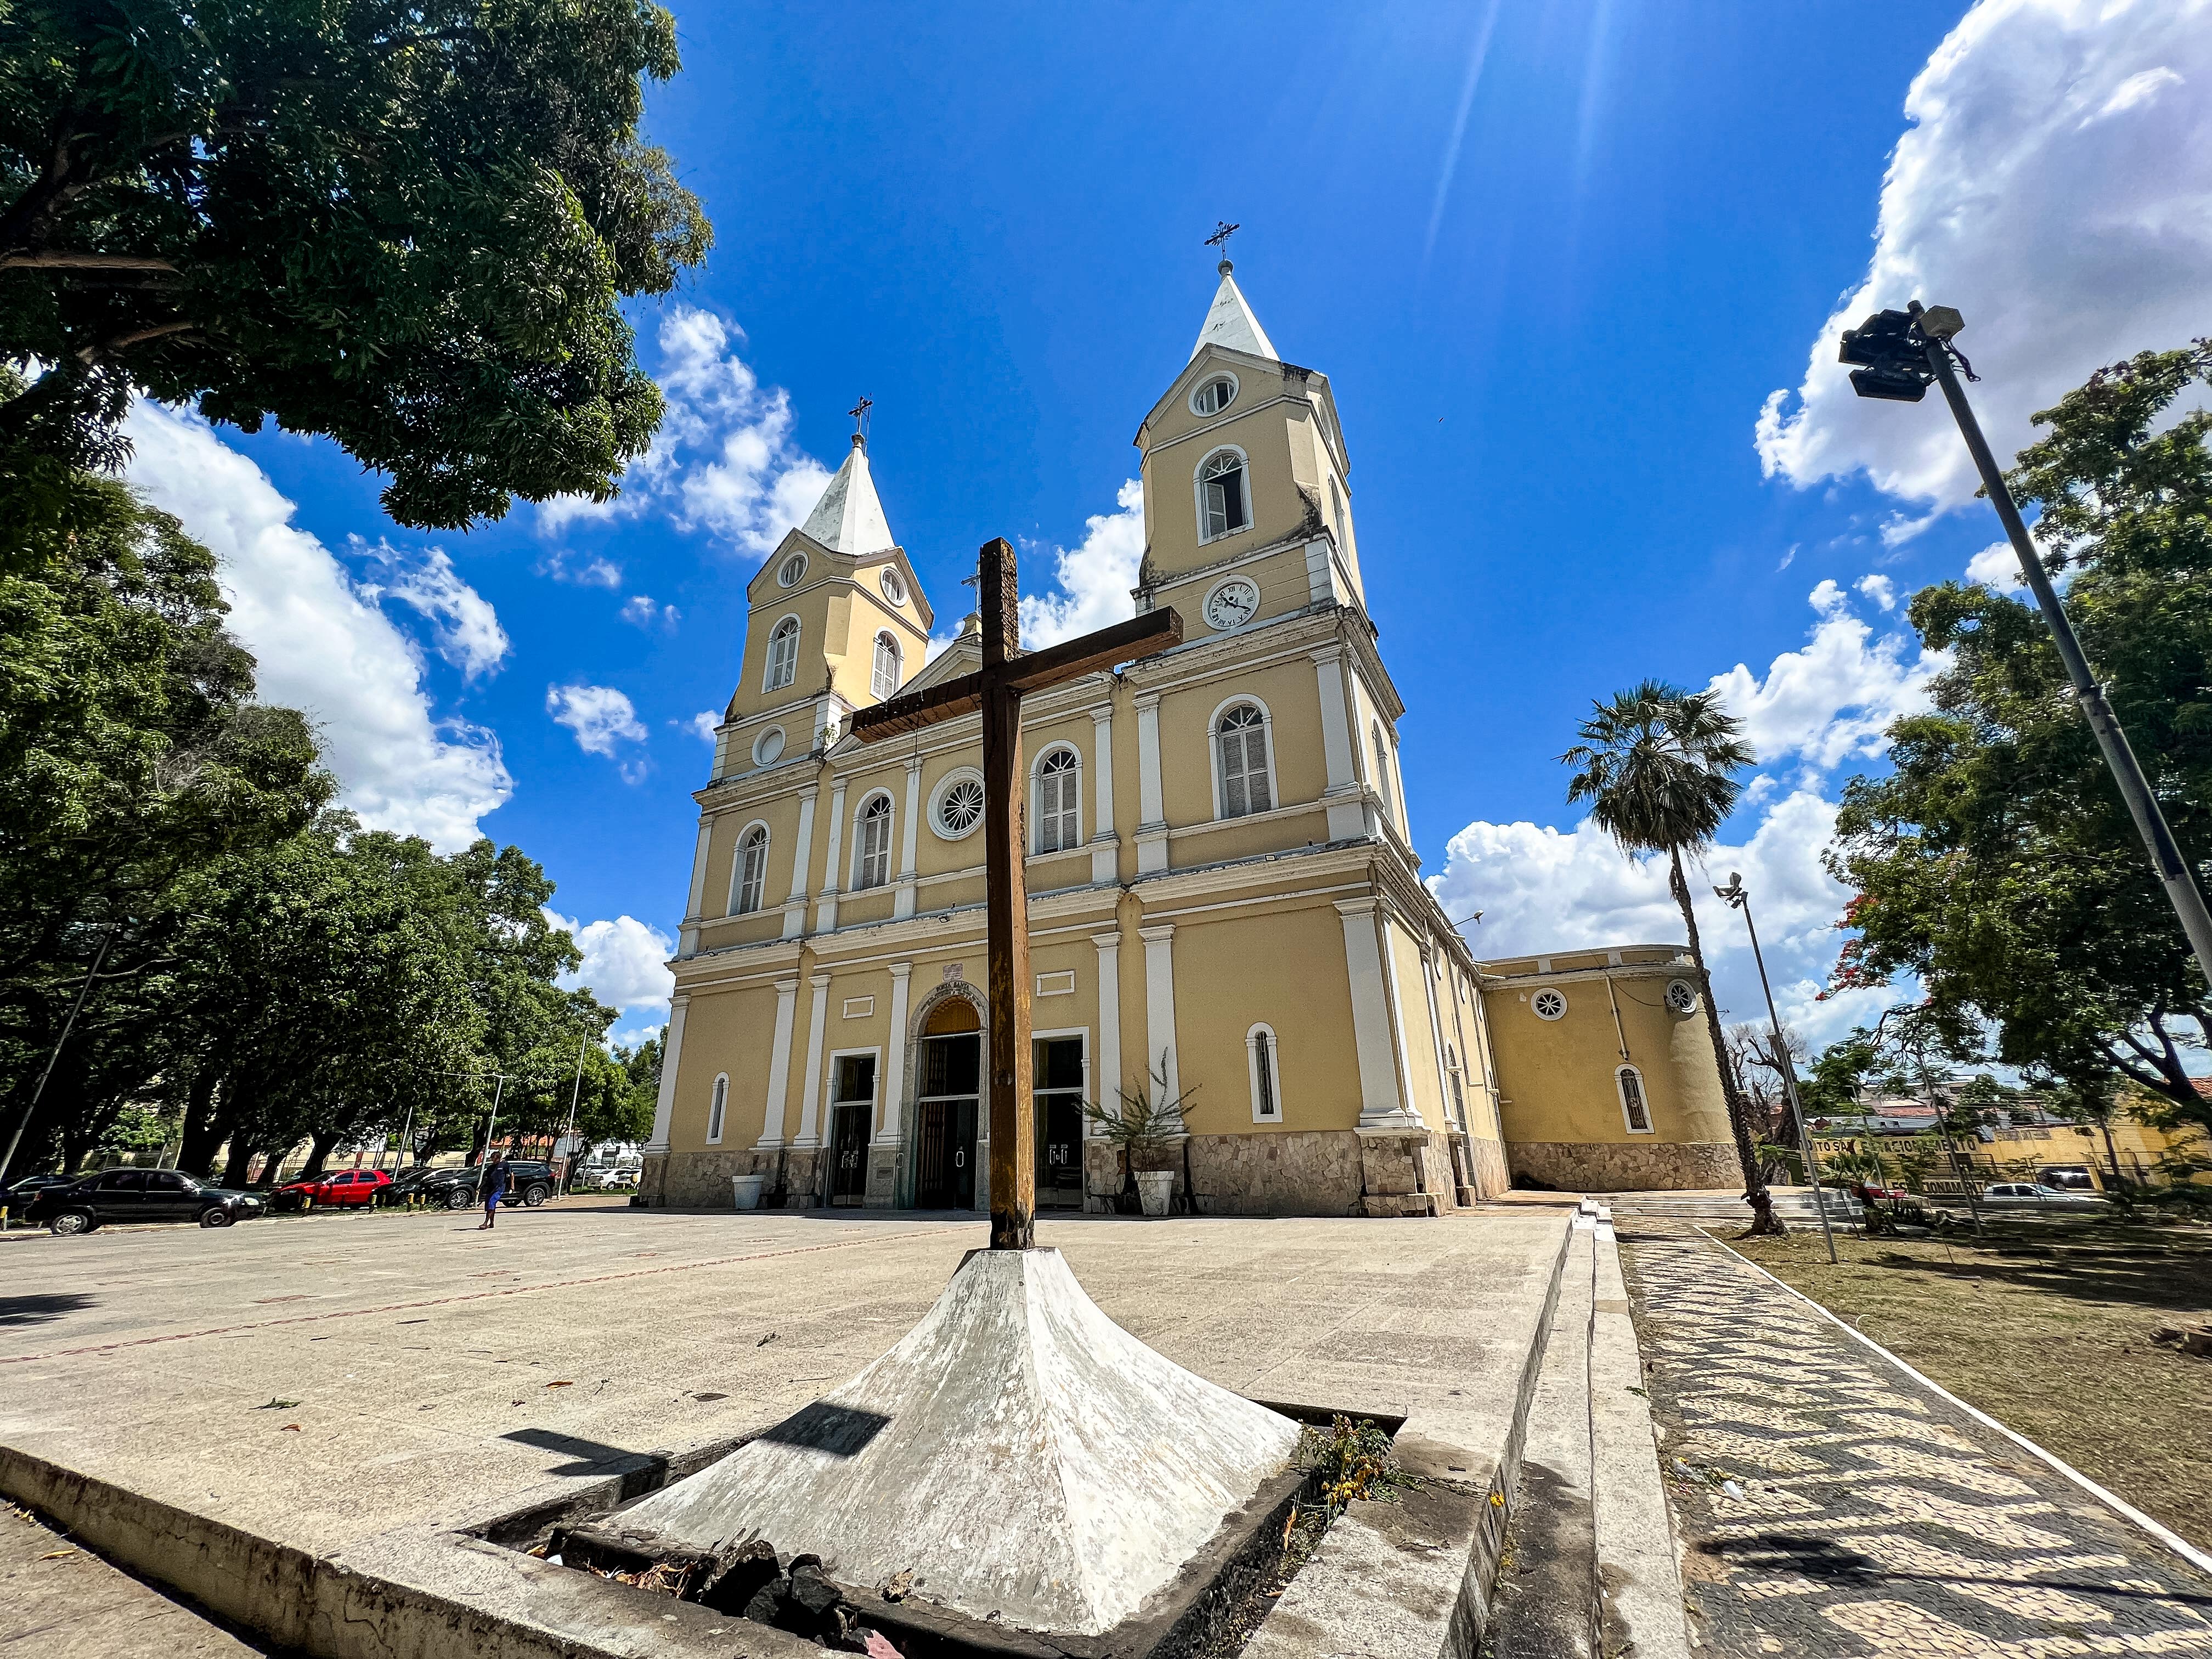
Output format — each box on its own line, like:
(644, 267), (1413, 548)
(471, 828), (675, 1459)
(777, 552), (808, 588)
(880, 567), (907, 605)
(752, 726), (786, 767)
(1664, 979), (1699, 1014)
(931, 770), (986, 840)
(1190, 374), (1238, 417)
(1531, 988), (1567, 1022)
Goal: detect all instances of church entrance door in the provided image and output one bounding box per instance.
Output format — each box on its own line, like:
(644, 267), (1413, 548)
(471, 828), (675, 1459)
(827, 1053), (874, 1206)
(915, 1013), (980, 1210)
(1034, 1036), (1085, 1209)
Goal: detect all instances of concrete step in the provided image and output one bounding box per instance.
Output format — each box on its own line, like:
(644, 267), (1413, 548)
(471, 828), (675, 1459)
(1598, 1190), (1862, 1223)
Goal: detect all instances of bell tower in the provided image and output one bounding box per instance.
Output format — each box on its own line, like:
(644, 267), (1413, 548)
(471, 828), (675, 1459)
(1131, 258), (1364, 638)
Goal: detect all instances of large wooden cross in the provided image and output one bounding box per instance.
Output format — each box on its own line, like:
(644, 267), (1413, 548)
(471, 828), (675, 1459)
(849, 538), (1181, 1249)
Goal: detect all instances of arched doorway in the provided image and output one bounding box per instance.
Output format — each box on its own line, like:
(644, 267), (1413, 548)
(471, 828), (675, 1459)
(914, 996), (980, 1209)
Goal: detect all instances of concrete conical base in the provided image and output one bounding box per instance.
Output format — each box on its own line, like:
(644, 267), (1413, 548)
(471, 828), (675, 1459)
(620, 1247), (1301, 1637)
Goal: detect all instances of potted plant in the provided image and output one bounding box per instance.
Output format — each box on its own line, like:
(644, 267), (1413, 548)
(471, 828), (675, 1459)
(1080, 1054), (1195, 1217)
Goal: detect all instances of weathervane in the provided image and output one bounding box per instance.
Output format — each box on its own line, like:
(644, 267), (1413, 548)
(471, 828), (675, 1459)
(1205, 220), (1240, 263)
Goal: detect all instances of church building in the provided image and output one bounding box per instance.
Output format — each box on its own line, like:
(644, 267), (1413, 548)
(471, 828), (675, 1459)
(636, 262), (1737, 1216)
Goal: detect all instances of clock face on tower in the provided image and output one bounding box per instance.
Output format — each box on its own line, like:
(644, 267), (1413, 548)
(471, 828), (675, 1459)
(1204, 578), (1260, 631)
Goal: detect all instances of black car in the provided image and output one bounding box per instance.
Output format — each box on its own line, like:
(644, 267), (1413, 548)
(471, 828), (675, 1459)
(25, 1169), (268, 1234)
(381, 1160), (556, 1211)
(3, 1172), (75, 1215)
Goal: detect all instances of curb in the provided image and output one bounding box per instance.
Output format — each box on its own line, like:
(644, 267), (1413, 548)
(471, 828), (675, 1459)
(1699, 1227), (2212, 1578)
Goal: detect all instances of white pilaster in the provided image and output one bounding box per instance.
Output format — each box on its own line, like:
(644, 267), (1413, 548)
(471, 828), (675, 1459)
(645, 994), (690, 1153)
(877, 963), (913, 1145)
(1378, 910), (1426, 1128)
(1138, 923), (1180, 1121)
(895, 756), (923, 919)
(816, 779), (848, 933)
(678, 822), (713, 959)
(757, 978), (800, 1147)
(1419, 946), (1455, 1127)
(1088, 704), (1119, 884)
(1313, 648), (1368, 843)
(1091, 932), (1122, 1125)
(1335, 899), (1417, 1128)
(1303, 537), (1340, 605)
(793, 972), (832, 1148)
(783, 788), (816, 939)
(1135, 691), (1168, 874)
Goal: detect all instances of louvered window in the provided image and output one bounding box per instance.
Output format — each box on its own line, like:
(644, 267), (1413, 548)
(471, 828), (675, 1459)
(765, 618), (799, 691)
(1200, 450), (1248, 540)
(1035, 750), (1080, 853)
(854, 795), (893, 890)
(733, 826), (768, 914)
(1217, 704), (1272, 819)
(871, 633), (901, 701)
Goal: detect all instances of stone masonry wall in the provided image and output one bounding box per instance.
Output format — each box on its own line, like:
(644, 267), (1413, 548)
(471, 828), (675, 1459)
(1187, 1130), (1367, 1217)
(1507, 1139), (1739, 1193)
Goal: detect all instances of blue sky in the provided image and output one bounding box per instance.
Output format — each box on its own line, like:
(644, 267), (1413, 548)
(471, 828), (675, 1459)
(124, 0), (2212, 1047)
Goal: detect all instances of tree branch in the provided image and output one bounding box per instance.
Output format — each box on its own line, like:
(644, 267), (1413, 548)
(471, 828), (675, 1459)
(1, 251), (179, 273)
(75, 319), (196, 363)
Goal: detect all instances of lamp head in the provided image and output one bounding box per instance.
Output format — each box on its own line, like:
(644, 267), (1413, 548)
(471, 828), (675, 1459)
(1838, 308), (1936, 403)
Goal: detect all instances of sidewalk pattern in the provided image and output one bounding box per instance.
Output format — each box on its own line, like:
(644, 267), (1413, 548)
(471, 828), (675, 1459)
(1620, 1224), (2212, 1658)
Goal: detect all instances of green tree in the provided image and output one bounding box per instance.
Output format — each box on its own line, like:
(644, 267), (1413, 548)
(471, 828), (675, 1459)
(1562, 680), (1782, 1233)
(1, 0), (712, 544)
(1829, 342), (2212, 1141)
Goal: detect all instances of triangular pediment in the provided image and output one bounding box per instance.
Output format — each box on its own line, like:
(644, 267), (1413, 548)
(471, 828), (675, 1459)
(903, 630), (981, 695)
(743, 529), (936, 631)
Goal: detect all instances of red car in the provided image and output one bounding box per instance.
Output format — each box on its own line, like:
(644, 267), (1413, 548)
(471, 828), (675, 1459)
(272, 1168), (391, 1211)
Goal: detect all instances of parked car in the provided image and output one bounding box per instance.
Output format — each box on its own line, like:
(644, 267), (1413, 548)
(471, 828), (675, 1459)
(586, 1162), (641, 1190)
(25, 1169), (268, 1234)
(1983, 1181), (2107, 1205)
(269, 1168), (392, 1212)
(2036, 1166), (2098, 1191)
(3, 1172), (76, 1214)
(383, 1160), (556, 1210)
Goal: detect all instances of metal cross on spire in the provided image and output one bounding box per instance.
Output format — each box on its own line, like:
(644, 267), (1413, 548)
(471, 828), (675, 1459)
(1206, 220), (1240, 260)
(848, 395), (873, 443)
(849, 540), (1182, 1249)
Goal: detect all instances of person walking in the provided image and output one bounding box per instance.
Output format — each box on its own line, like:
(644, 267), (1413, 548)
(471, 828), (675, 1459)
(477, 1154), (509, 1231)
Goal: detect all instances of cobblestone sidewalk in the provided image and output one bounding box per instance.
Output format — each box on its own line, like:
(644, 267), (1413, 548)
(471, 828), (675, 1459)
(1620, 1223), (2212, 1657)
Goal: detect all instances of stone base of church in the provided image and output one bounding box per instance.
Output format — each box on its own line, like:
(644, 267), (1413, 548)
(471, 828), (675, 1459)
(1505, 1139), (1740, 1192)
(636, 1144), (839, 1209)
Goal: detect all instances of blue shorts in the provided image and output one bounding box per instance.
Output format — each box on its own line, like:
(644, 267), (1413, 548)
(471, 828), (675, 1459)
(484, 1191), (501, 1211)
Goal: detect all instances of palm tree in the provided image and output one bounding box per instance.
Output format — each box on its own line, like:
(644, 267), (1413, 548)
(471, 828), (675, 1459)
(1561, 680), (1784, 1235)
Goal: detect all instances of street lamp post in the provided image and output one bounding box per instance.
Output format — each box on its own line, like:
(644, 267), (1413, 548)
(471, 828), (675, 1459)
(1839, 302), (2212, 992)
(1714, 873), (1838, 1264)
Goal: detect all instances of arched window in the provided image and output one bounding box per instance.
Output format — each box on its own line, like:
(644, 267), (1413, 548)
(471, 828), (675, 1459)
(707, 1074), (729, 1144)
(764, 617), (800, 691)
(1330, 476), (1350, 554)
(1617, 1065), (1654, 1134)
(1216, 702), (1273, 819)
(1199, 449), (1248, 541)
(871, 631), (901, 701)
(1445, 1042), (1468, 1130)
(1372, 725), (1397, 825)
(731, 824), (769, 915)
(1247, 1024), (1283, 1122)
(853, 794), (893, 890)
(1034, 748), (1081, 854)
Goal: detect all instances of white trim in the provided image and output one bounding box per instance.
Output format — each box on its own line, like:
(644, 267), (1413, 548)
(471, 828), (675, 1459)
(1208, 693), (1280, 822)
(1615, 1064), (1655, 1135)
(1705, 1231), (2212, 1577)
(751, 725), (787, 768)
(929, 766), (986, 842)
(776, 551), (808, 588)
(849, 787), (896, 891)
(645, 995), (689, 1153)
(870, 630), (903, 701)
(1532, 987), (1568, 1020)
(878, 964), (913, 1147)
(757, 979), (800, 1148)
(1035, 970), (1076, 997)
(793, 973), (832, 1148)
(1188, 369), (1238, 417)
(1032, 1024), (1092, 1193)
(1030, 742), (1084, 855)
(1335, 900), (1413, 1128)
(763, 613), (802, 692)
(1092, 933), (1122, 1128)
(1245, 1023), (1284, 1123)
(878, 566), (908, 606)
(1194, 443), (1252, 546)
(1139, 924), (1181, 1125)
(842, 995), (875, 1018)
(727, 819), (771, 915)
(825, 1043), (885, 1139)
(706, 1073), (729, 1145)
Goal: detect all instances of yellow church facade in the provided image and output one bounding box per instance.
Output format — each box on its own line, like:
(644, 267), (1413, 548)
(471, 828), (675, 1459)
(636, 263), (1736, 1216)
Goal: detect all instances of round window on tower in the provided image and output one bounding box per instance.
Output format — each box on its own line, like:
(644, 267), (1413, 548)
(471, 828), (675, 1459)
(752, 726), (786, 767)
(1531, 988), (1567, 1022)
(880, 567), (907, 605)
(777, 552), (808, 588)
(1665, 979), (1699, 1014)
(932, 769), (986, 840)
(1190, 374), (1238, 417)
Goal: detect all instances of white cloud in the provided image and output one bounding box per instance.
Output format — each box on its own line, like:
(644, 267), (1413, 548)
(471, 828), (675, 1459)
(354, 539), (510, 681)
(546, 684), (647, 759)
(540, 305), (833, 559)
(1755, 0), (2212, 509)
(1018, 478), (1147, 648)
(682, 710), (720, 743)
(124, 404), (512, 850)
(546, 909), (674, 1021)
(541, 549), (623, 588)
(1966, 540), (2025, 589)
(1706, 582), (1946, 775)
(620, 594), (680, 630)
(1856, 573), (1898, 612)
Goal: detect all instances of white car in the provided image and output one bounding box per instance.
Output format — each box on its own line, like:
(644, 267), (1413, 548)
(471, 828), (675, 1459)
(1983, 1181), (2107, 1205)
(589, 1164), (642, 1190)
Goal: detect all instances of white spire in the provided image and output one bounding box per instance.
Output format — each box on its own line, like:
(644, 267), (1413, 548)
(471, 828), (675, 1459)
(1189, 259), (1278, 362)
(798, 435), (895, 555)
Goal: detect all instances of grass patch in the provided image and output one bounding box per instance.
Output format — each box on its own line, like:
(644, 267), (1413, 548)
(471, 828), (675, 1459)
(1727, 1213), (2212, 1550)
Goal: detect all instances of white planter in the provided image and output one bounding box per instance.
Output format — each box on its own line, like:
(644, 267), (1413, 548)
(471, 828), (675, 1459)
(1135, 1170), (1175, 1217)
(731, 1173), (765, 1211)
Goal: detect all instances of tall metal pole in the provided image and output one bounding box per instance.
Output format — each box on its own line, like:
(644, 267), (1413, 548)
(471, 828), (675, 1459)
(1914, 302), (2212, 991)
(483, 1074), (505, 1163)
(1, 923), (115, 1184)
(558, 1035), (586, 1193)
(1731, 889), (1837, 1263)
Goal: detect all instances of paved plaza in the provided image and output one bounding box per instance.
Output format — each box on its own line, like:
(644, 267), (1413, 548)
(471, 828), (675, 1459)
(1620, 1221), (2212, 1658)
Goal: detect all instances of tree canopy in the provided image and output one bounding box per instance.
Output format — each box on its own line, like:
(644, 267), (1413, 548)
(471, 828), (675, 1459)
(1829, 341), (2212, 1138)
(1, 0), (712, 541)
